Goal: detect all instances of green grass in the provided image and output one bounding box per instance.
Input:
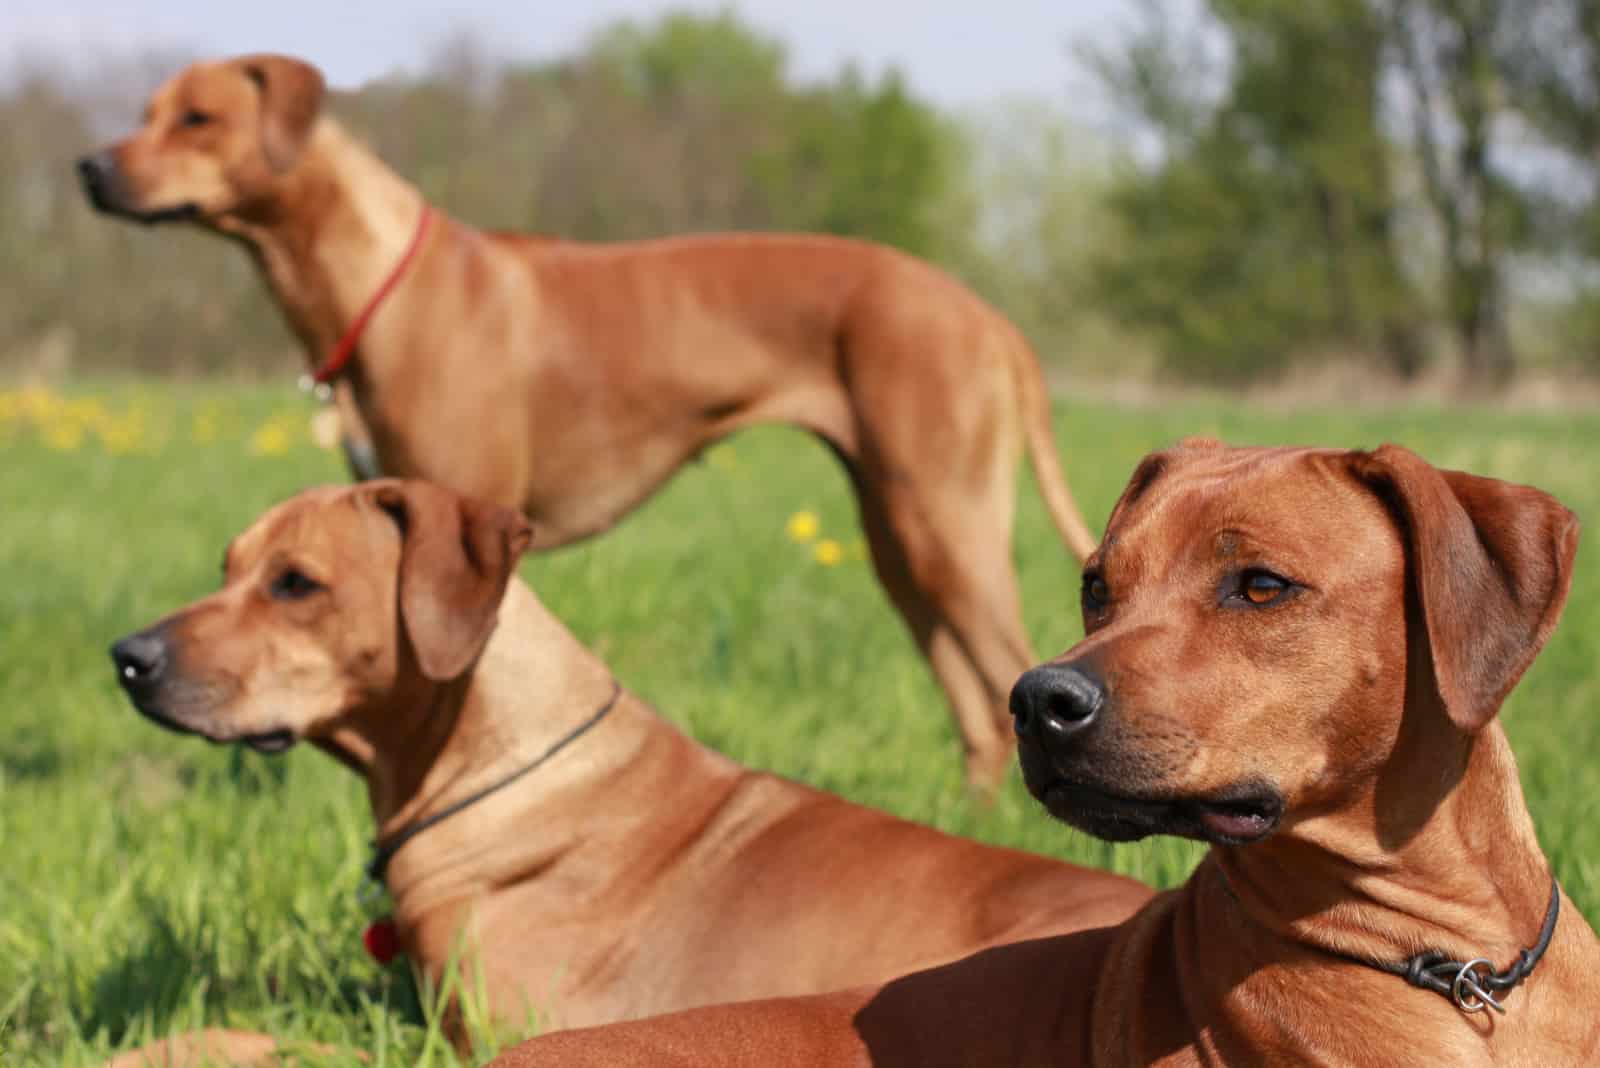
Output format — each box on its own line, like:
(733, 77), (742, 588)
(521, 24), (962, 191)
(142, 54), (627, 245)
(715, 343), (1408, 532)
(2, 382), (1597, 1064)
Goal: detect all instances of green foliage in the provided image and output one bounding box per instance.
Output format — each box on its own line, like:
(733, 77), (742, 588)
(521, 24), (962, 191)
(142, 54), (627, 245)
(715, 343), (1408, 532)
(1089, 0), (1426, 380)
(1499, 1), (1600, 368)
(3, 382), (1598, 1063)
(589, 10), (788, 104)
(753, 68), (965, 261)
(943, 97), (1148, 372)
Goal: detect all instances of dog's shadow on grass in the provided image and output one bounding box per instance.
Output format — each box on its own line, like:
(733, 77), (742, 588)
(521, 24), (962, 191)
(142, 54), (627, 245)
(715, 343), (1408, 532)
(82, 890), (427, 1049)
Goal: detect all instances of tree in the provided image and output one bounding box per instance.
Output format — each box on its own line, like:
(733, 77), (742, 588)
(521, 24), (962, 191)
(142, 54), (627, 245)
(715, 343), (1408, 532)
(1384, 0), (1527, 383)
(1497, 0), (1600, 369)
(1088, 0), (1427, 379)
(755, 66), (967, 262)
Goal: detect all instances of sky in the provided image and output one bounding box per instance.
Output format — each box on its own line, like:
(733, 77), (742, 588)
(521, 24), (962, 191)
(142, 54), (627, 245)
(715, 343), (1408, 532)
(6, 0), (1137, 116)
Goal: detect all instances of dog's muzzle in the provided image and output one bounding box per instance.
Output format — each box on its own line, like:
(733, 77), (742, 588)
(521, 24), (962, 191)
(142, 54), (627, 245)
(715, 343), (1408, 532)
(76, 152), (126, 213)
(111, 628), (169, 698)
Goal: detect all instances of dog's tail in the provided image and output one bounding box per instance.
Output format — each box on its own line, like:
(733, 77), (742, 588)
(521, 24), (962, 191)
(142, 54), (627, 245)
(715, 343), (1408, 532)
(1017, 353), (1097, 563)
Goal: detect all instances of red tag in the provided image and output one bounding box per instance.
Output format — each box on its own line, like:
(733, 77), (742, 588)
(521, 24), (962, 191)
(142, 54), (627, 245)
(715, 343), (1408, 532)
(363, 918), (401, 964)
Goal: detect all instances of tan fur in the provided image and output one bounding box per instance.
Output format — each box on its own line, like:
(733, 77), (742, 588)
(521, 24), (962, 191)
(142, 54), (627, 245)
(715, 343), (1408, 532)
(103, 481), (1147, 1066)
(80, 54), (1100, 788)
(492, 443), (1600, 1067)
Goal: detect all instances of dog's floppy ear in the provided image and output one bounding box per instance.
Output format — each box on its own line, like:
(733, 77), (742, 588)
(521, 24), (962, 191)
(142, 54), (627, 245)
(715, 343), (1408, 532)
(366, 480), (534, 681)
(237, 54), (325, 173)
(1352, 444), (1578, 731)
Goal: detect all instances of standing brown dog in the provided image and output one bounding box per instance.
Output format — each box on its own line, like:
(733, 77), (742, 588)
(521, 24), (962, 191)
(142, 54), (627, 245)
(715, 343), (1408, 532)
(104, 480), (1146, 1066)
(77, 53), (1098, 788)
(494, 441), (1600, 1066)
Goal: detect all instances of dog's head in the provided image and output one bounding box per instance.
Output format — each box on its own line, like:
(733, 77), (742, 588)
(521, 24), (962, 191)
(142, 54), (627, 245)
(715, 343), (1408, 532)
(1013, 441), (1577, 848)
(109, 480), (532, 753)
(76, 54), (325, 226)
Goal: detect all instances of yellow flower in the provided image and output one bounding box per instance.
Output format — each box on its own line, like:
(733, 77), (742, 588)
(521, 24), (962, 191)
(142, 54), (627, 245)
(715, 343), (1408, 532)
(99, 423), (140, 454)
(250, 421), (293, 456)
(43, 420), (85, 451)
(786, 510), (820, 543)
(814, 538), (844, 567)
(19, 385), (58, 422)
(66, 397), (108, 431)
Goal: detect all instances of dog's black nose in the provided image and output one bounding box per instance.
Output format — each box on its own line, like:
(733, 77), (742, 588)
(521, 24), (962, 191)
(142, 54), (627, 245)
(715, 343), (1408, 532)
(111, 631), (167, 690)
(76, 152), (122, 208)
(76, 153), (108, 189)
(1010, 664), (1105, 743)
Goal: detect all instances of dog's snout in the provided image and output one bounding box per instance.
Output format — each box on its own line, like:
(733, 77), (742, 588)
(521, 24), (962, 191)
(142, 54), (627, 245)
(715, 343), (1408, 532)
(77, 152), (109, 187)
(1011, 664), (1105, 743)
(76, 151), (122, 209)
(111, 631), (168, 690)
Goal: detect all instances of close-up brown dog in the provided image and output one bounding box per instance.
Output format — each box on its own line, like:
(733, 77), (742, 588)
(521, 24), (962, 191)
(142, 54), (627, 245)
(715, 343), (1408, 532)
(102, 479), (1147, 1066)
(491, 441), (1600, 1066)
(77, 52), (1099, 789)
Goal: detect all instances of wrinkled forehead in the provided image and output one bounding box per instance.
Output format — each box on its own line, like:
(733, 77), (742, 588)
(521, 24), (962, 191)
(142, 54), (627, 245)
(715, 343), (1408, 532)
(223, 486), (375, 575)
(1101, 445), (1395, 575)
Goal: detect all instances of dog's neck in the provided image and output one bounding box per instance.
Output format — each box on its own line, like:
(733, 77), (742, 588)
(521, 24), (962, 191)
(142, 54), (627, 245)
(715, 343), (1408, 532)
(1086, 722), (1575, 1065)
(319, 580), (729, 918)
(216, 118), (430, 365)
(366, 584), (622, 829)
(1214, 721), (1551, 972)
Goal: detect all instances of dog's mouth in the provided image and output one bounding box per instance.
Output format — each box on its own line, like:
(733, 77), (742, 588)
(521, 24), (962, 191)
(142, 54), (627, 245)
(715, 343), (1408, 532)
(81, 180), (201, 224)
(1035, 777), (1284, 846)
(130, 701), (298, 755)
(120, 202), (202, 225)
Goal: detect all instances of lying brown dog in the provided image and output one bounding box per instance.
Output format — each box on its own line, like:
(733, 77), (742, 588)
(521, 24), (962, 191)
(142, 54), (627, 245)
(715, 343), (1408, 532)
(495, 441), (1600, 1066)
(104, 480), (1147, 1066)
(78, 53), (1099, 789)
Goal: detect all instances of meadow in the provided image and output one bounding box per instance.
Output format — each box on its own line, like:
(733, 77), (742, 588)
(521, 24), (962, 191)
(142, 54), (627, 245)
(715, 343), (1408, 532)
(2, 382), (1596, 1065)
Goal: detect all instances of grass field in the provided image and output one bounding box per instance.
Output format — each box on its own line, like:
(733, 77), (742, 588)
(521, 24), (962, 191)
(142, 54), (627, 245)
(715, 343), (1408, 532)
(2, 381), (1597, 1065)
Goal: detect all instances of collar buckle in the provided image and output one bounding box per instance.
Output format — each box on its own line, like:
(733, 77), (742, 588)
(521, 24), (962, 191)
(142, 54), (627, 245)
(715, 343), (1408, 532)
(1451, 959), (1507, 1015)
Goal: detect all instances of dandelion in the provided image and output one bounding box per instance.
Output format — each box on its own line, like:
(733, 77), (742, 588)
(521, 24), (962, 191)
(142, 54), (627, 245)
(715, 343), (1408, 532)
(43, 419), (85, 452)
(66, 397), (108, 431)
(250, 420), (293, 456)
(786, 510), (820, 543)
(98, 419), (144, 455)
(814, 538), (844, 567)
(19, 385), (58, 423)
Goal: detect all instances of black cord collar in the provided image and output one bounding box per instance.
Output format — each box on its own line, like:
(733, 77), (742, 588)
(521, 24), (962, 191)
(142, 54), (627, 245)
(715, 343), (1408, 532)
(1366, 879), (1561, 1015)
(365, 679), (623, 887)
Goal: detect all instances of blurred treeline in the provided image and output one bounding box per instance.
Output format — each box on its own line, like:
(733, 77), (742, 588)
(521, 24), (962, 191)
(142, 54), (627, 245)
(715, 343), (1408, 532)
(1, 6), (1598, 385)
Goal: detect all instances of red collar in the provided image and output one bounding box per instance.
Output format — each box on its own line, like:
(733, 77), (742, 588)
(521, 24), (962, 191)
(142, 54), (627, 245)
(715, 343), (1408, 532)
(311, 203), (434, 385)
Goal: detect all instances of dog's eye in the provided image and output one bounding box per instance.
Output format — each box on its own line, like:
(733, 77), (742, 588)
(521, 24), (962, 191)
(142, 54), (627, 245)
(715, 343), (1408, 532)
(269, 567), (324, 601)
(1081, 572), (1110, 612)
(180, 109), (212, 129)
(1239, 569), (1292, 607)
